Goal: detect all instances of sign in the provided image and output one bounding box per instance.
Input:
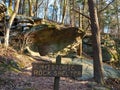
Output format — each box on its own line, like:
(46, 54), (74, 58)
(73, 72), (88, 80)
(32, 63), (82, 77)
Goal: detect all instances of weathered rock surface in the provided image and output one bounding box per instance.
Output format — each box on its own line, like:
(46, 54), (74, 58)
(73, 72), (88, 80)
(83, 34), (120, 62)
(74, 59), (120, 80)
(27, 25), (84, 56)
(56, 57), (120, 80)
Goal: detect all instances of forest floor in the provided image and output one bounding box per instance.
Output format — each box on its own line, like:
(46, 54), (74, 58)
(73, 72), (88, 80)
(0, 46), (120, 90)
(0, 70), (94, 90)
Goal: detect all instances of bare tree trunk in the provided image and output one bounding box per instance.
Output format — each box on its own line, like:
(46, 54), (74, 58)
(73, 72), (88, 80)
(115, 0), (120, 38)
(82, 0), (87, 29)
(9, 0), (12, 8)
(28, 0), (33, 16)
(4, 0), (20, 47)
(22, 0), (26, 15)
(35, 0), (38, 17)
(88, 0), (104, 84)
(59, 0), (63, 22)
(69, 0), (75, 27)
(33, 0), (43, 17)
(18, 0), (22, 14)
(8, 0), (13, 15)
(97, 0), (104, 33)
(61, 0), (67, 23)
(78, 6), (81, 28)
(52, 0), (57, 21)
(44, 0), (49, 19)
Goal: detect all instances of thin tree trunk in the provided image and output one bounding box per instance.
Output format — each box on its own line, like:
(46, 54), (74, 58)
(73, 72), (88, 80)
(69, 0), (75, 27)
(88, 0), (104, 84)
(115, 0), (120, 38)
(4, 0), (20, 47)
(71, 0), (75, 27)
(19, 0), (24, 14)
(22, 0), (26, 15)
(59, 0), (63, 22)
(35, 0), (38, 17)
(52, 0), (57, 21)
(34, 0), (43, 17)
(82, 0), (86, 29)
(18, 0), (23, 14)
(78, 7), (82, 56)
(44, 0), (49, 19)
(97, 0), (104, 33)
(9, 0), (12, 8)
(8, 0), (13, 15)
(78, 6), (81, 27)
(61, 0), (67, 23)
(28, 0), (33, 16)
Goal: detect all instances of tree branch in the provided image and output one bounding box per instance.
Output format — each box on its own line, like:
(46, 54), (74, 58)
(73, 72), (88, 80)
(34, 0), (44, 15)
(4, 0), (20, 47)
(99, 0), (115, 13)
(72, 8), (90, 19)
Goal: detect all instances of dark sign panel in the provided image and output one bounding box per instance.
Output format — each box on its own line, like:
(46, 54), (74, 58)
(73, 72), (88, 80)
(32, 63), (82, 77)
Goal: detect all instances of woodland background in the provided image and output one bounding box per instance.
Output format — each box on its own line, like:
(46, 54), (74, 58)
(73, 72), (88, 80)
(0, 0), (120, 90)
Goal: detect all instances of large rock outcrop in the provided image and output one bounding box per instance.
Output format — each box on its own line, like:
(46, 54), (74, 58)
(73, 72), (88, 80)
(63, 58), (120, 80)
(27, 25), (84, 56)
(83, 34), (120, 62)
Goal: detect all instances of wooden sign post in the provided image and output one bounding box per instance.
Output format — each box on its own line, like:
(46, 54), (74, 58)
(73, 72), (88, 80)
(54, 55), (61, 90)
(32, 55), (82, 90)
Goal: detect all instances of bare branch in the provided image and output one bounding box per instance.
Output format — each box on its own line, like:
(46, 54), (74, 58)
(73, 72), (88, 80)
(99, 0), (115, 13)
(4, 0), (20, 47)
(34, 0), (44, 15)
(72, 8), (90, 19)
